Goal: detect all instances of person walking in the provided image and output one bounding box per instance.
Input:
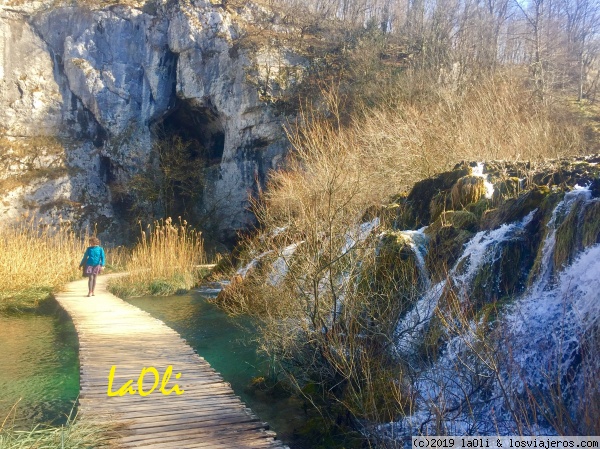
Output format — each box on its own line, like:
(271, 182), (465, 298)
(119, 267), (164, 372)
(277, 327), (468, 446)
(80, 237), (106, 297)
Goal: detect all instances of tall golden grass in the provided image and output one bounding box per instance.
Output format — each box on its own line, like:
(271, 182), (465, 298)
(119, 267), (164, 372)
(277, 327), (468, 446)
(109, 217), (206, 297)
(0, 218), (87, 311)
(1, 406), (111, 449)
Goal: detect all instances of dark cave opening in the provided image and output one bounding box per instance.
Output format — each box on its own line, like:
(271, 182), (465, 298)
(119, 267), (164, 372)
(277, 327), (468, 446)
(159, 99), (225, 166)
(147, 99), (226, 223)
(99, 156), (115, 184)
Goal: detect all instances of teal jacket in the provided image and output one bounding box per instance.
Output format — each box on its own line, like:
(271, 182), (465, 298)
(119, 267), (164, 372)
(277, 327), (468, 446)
(80, 246), (106, 267)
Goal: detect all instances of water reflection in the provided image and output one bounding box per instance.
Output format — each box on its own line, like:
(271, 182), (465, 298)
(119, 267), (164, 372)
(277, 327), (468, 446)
(0, 310), (79, 428)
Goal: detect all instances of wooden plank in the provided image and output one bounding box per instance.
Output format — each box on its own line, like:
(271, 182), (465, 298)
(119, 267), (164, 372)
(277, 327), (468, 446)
(53, 275), (288, 449)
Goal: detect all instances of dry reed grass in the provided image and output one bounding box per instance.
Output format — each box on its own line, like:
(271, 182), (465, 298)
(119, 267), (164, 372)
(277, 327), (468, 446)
(0, 218), (87, 311)
(109, 217), (206, 297)
(0, 405), (112, 449)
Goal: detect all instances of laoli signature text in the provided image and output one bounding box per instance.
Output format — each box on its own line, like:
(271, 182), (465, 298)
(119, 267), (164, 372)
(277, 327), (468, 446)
(107, 365), (184, 397)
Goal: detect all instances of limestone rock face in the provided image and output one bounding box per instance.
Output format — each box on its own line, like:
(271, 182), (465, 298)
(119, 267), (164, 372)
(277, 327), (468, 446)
(34, 6), (174, 136)
(0, 0), (295, 242)
(0, 11), (62, 137)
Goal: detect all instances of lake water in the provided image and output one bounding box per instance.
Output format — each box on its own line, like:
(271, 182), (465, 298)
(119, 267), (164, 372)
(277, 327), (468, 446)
(0, 307), (79, 428)
(0, 292), (310, 446)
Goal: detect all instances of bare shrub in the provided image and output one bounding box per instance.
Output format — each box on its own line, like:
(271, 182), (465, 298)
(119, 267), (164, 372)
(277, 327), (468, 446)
(215, 70), (589, 435)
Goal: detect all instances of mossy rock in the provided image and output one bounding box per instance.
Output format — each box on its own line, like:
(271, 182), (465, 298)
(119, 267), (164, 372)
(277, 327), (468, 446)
(481, 160), (533, 181)
(481, 186), (550, 230)
(429, 191), (452, 223)
(425, 225), (474, 283)
(553, 198), (584, 270)
(403, 167), (470, 228)
(426, 210), (478, 235)
(553, 198), (600, 270)
(466, 197), (492, 221)
(532, 161), (600, 188)
(451, 176), (486, 210)
(448, 210), (478, 232)
(492, 177), (521, 203)
(470, 239), (531, 307)
(526, 192), (566, 286)
(425, 211), (478, 280)
(581, 200), (600, 248)
(372, 232), (422, 298)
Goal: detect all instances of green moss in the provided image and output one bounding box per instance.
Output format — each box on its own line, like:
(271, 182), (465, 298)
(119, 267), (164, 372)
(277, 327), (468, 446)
(471, 240), (527, 307)
(426, 210), (478, 235)
(526, 192), (566, 286)
(424, 211), (478, 282)
(582, 201), (600, 248)
(425, 225), (474, 282)
(493, 177), (521, 203)
(451, 176), (486, 210)
(553, 200), (583, 270)
(482, 186), (551, 230)
(466, 197), (492, 221)
(404, 167), (470, 227)
(448, 210), (478, 232)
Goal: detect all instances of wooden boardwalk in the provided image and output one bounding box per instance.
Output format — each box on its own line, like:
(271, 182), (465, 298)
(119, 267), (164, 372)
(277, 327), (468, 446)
(54, 275), (288, 449)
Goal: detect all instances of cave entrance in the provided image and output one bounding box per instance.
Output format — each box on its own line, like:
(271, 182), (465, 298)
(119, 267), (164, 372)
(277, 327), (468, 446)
(159, 99), (225, 166)
(151, 99), (225, 221)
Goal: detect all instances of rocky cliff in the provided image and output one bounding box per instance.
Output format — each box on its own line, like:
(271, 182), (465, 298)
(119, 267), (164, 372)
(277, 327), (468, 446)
(0, 0), (301, 242)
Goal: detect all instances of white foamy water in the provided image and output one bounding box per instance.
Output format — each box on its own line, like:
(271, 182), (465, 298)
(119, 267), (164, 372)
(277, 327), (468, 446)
(236, 250), (273, 278)
(394, 211), (535, 357)
(530, 186), (592, 294)
(341, 217), (380, 254)
(504, 243), (600, 393)
(385, 190), (600, 439)
(267, 242), (303, 286)
(472, 162), (495, 199)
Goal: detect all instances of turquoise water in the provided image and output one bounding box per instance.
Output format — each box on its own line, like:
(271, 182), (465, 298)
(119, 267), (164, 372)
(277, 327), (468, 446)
(0, 307), (79, 428)
(127, 290), (308, 448)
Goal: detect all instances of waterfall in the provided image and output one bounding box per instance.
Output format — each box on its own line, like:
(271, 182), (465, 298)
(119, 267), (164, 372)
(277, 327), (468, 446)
(394, 211), (535, 357)
(472, 162), (495, 199)
(267, 242), (303, 286)
(504, 243), (600, 395)
(342, 217), (380, 254)
(451, 210), (534, 297)
(236, 250), (273, 278)
(400, 227), (429, 287)
(530, 186), (592, 294)
(386, 188), (599, 438)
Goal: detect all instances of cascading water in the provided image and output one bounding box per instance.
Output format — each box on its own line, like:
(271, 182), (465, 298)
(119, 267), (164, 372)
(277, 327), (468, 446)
(267, 242), (303, 286)
(530, 186), (592, 295)
(384, 186), (600, 439)
(394, 211), (535, 358)
(472, 162), (495, 199)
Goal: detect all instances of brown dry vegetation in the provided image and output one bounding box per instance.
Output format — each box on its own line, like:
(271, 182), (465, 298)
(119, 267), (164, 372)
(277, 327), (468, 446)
(214, 4), (596, 436)
(109, 217), (207, 297)
(0, 218), (88, 312)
